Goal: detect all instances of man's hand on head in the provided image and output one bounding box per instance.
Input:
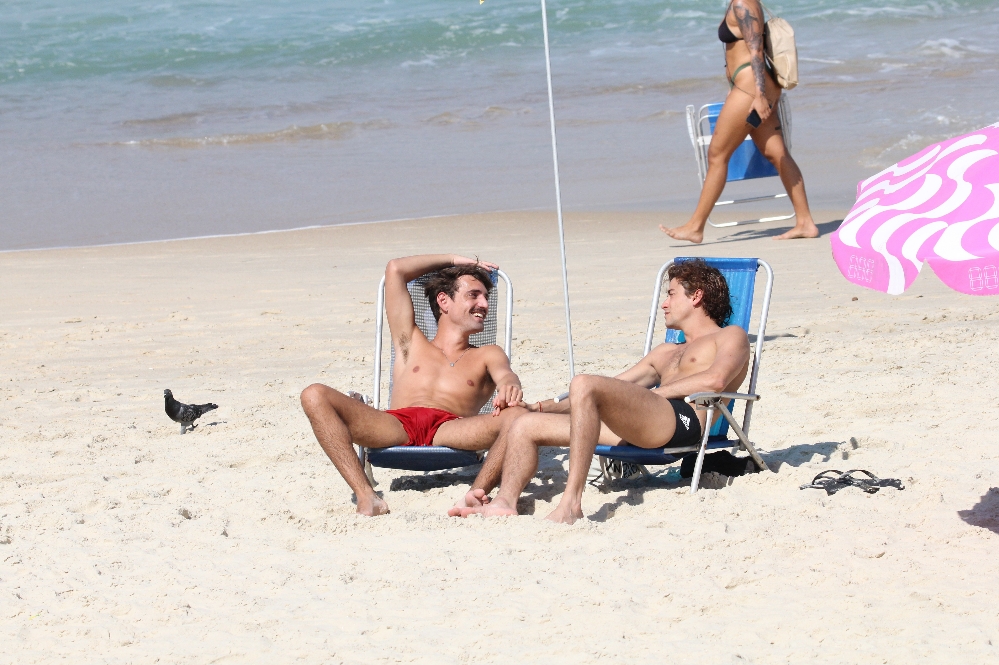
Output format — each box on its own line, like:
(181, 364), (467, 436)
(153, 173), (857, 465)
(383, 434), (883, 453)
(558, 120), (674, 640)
(452, 255), (499, 272)
(491, 384), (525, 415)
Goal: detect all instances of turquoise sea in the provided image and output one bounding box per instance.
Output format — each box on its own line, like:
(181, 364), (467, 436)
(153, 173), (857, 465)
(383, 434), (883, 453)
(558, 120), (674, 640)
(2, 1), (996, 249)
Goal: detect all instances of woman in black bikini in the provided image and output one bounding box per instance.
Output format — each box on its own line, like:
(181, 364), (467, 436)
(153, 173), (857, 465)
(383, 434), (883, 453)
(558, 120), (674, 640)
(661, 0), (818, 244)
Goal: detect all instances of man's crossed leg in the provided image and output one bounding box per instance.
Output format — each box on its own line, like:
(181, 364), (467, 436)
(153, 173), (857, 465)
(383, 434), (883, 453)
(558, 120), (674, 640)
(451, 375), (680, 522)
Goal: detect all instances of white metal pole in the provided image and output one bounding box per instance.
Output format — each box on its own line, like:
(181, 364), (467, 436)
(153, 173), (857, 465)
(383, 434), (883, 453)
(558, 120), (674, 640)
(540, 0), (575, 379)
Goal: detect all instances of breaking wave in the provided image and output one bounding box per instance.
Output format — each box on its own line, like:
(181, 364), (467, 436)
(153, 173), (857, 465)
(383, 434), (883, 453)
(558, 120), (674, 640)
(113, 121), (390, 148)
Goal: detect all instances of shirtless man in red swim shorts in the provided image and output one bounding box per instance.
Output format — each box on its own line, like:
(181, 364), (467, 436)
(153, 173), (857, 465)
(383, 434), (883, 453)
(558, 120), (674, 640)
(301, 254), (527, 516)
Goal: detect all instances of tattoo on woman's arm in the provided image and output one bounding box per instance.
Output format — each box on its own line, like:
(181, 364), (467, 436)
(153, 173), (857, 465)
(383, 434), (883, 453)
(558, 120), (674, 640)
(734, 3), (766, 95)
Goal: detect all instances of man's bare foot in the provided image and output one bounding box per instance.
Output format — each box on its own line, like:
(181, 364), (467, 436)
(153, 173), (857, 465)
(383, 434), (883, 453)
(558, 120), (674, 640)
(356, 494), (390, 517)
(659, 223), (704, 244)
(453, 497), (519, 518)
(544, 502), (584, 525)
(447, 488), (491, 517)
(774, 220), (819, 240)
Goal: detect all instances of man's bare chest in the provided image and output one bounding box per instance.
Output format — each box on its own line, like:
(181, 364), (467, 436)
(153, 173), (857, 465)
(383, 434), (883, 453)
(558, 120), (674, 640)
(659, 339), (716, 380)
(395, 345), (492, 393)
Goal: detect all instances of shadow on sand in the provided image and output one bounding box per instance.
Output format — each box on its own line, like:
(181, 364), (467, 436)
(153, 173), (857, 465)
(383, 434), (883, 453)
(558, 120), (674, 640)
(761, 440), (843, 472)
(386, 440), (847, 519)
(515, 475), (567, 516)
(749, 332), (798, 343)
(389, 469), (481, 492)
(587, 472), (690, 523)
(958, 487), (999, 535)
(580, 440), (845, 520)
(665, 219), (842, 248)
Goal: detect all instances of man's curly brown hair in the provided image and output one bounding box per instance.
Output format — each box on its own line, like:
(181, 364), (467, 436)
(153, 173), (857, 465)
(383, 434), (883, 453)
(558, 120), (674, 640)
(424, 265), (493, 322)
(667, 259), (732, 327)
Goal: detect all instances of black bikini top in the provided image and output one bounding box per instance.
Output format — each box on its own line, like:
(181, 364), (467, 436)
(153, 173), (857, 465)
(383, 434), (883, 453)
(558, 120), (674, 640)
(718, 19), (742, 44)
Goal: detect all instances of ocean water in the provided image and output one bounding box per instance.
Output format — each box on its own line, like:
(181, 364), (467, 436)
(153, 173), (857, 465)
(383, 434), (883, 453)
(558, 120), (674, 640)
(1, 0), (996, 250)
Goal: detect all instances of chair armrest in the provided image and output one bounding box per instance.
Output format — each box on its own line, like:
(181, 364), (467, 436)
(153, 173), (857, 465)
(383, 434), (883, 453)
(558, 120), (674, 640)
(685, 391), (760, 405)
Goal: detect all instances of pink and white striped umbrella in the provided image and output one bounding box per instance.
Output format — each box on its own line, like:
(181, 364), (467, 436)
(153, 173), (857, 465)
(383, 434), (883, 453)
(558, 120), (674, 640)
(831, 123), (999, 296)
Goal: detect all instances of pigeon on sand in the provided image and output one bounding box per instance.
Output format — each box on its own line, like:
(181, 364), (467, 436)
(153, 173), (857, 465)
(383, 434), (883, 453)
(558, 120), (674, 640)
(164, 389), (218, 434)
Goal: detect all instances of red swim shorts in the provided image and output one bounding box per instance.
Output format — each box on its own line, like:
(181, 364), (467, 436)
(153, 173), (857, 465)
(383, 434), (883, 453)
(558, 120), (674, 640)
(386, 407), (461, 447)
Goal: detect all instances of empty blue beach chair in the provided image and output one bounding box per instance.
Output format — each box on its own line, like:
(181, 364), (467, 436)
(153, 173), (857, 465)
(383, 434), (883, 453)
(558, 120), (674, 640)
(594, 257), (774, 493)
(357, 270), (513, 481)
(686, 98), (795, 228)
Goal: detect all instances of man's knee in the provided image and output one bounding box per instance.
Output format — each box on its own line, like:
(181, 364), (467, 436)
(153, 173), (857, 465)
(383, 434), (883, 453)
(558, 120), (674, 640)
(569, 374), (601, 399)
(301, 383), (336, 414)
(507, 412), (544, 444)
(495, 405), (528, 427)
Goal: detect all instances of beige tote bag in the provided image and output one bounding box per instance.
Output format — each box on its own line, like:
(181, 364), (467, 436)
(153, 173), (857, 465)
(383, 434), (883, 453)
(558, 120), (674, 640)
(763, 7), (798, 89)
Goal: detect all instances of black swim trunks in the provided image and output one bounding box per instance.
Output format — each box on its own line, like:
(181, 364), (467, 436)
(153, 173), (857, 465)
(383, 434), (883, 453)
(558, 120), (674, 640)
(667, 398), (702, 448)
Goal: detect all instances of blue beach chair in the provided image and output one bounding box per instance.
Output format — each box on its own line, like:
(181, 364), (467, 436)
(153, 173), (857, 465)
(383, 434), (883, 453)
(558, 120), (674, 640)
(357, 270), (513, 482)
(686, 97), (795, 228)
(594, 257), (774, 493)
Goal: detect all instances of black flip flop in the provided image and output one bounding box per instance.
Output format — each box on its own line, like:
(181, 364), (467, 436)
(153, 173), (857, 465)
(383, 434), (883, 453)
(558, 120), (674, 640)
(800, 469), (904, 495)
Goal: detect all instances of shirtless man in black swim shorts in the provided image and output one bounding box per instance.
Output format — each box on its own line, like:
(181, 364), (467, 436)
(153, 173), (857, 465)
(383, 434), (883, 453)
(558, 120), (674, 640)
(449, 259), (751, 524)
(301, 254), (527, 516)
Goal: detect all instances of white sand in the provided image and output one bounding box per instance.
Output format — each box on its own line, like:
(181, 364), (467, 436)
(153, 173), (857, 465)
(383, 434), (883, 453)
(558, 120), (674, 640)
(2, 212), (998, 663)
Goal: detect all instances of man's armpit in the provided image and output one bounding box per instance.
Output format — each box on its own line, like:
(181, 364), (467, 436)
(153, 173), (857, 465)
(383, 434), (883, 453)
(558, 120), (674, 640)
(397, 332), (411, 362)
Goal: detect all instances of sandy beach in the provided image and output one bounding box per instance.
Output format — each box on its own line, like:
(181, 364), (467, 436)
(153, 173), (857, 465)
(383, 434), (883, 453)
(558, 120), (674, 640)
(2, 210), (998, 662)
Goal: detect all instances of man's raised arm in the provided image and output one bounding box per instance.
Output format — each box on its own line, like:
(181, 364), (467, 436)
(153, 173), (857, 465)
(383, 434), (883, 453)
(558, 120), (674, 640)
(653, 327), (750, 399)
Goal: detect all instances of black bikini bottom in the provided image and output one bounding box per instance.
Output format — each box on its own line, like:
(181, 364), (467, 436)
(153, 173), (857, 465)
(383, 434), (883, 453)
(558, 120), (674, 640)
(666, 398), (703, 448)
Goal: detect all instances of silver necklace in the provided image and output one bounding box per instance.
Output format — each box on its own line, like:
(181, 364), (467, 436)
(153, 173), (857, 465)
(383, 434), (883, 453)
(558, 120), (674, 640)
(434, 344), (469, 367)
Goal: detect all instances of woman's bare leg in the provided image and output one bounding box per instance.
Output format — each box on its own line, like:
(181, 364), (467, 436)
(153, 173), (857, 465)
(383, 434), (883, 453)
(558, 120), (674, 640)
(661, 85), (756, 243)
(749, 88), (819, 240)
